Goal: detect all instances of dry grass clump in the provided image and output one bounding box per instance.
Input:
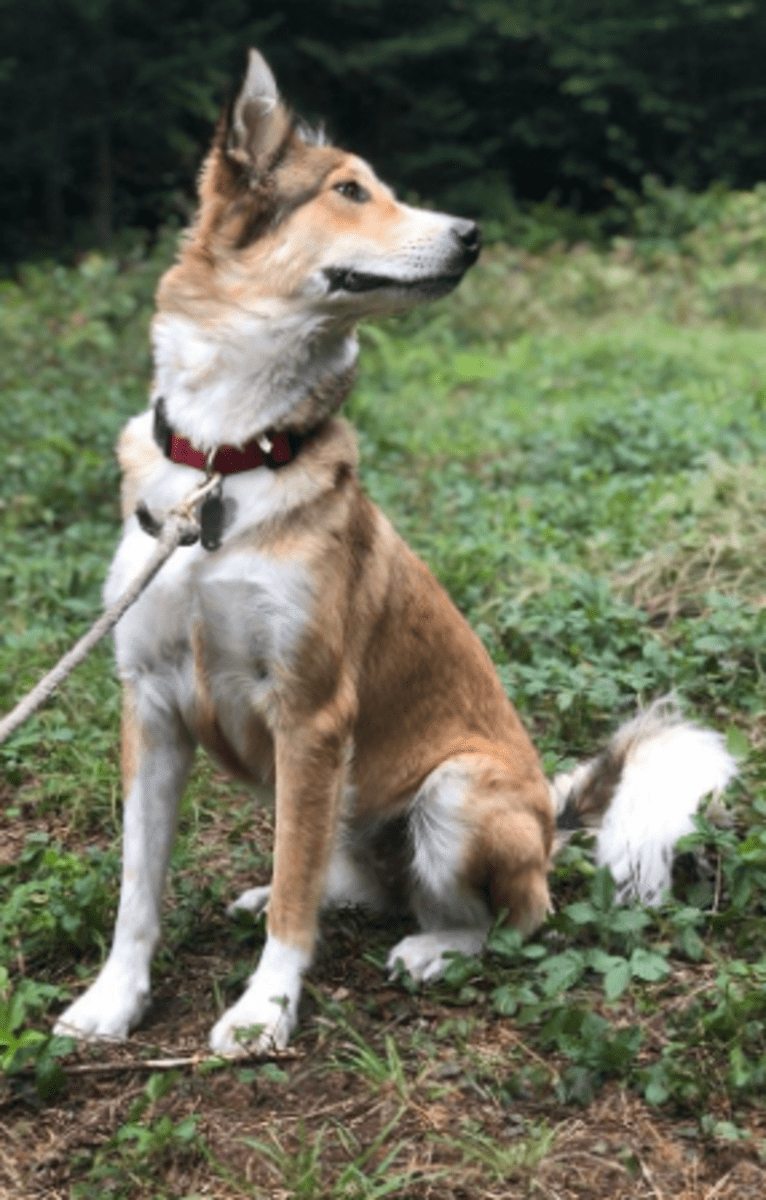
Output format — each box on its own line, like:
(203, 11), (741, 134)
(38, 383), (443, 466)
(617, 458), (766, 619)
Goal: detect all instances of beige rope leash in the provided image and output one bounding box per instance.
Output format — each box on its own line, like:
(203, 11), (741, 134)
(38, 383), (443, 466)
(0, 473), (222, 747)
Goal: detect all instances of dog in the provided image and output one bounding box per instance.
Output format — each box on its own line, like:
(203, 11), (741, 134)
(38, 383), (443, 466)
(54, 50), (737, 1053)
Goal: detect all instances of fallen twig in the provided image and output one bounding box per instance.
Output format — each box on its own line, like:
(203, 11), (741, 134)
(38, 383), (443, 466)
(12, 1045), (302, 1080)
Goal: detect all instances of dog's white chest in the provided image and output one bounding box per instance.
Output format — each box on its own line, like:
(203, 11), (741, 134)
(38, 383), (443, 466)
(194, 550), (314, 686)
(108, 522), (314, 741)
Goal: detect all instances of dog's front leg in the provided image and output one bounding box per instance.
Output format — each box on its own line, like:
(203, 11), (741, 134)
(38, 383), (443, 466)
(209, 693), (353, 1054)
(54, 687), (194, 1041)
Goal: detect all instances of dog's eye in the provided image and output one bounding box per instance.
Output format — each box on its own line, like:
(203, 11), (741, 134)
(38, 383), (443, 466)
(333, 181), (370, 204)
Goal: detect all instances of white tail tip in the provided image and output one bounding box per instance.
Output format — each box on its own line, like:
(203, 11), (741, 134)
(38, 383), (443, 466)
(596, 707), (738, 904)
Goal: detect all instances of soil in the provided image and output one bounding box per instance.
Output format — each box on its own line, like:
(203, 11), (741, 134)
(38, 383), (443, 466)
(2, 791), (765, 1199)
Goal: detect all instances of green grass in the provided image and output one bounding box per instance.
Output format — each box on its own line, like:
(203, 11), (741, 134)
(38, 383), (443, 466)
(3, 185), (766, 1195)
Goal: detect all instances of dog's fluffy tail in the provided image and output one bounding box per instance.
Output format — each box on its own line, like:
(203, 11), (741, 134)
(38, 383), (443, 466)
(550, 696), (738, 904)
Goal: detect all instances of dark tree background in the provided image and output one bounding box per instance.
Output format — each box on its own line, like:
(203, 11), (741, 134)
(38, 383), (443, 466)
(2, 0), (766, 262)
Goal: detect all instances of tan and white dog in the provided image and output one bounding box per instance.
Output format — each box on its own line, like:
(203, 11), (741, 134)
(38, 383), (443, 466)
(55, 51), (737, 1053)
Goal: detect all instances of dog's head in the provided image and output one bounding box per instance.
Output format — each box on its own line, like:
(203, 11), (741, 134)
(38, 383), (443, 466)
(160, 49), (480, 325)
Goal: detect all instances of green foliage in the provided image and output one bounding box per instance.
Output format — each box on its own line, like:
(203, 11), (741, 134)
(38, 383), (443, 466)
(453, 1121), (555, 1184)
(477, 817), (766, 1112)
(0, 968), (74, 1098)
(242, 1108), (433, 1199)
(639, 959), (766, 1109)
(677, 802), (766, 931)
(71, 1071), (203, 1199)
(487, 867), (663, 1018)
(0, 243), (162, 523)
(494, 576), (668, 743)
(0, 832), (117, 963)
(5, 1), (766, 259)
(0, 243), (167, 822)
(0, 830), (116, 1099)
(0, 0), (280, 258)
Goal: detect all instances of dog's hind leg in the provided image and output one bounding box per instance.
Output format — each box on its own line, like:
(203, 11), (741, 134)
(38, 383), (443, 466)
(54, 683), (194, 1041)
(209, 688), (355, 1053)
(228, 884), (272, 918)
(227, 811), (387, 920)
(387, 755), (553, 982)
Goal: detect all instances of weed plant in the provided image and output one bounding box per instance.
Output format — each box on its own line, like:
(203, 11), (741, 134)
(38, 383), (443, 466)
(3, 184), (766, 1194)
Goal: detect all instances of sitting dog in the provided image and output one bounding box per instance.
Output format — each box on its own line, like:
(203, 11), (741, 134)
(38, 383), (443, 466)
(55, 50), (736, 1053)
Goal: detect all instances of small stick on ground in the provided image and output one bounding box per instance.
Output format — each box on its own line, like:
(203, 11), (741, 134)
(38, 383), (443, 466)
(13, 1046), (302, 1080)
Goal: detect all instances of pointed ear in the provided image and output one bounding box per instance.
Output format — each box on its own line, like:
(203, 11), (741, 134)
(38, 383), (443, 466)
(226, 49), (293, 176)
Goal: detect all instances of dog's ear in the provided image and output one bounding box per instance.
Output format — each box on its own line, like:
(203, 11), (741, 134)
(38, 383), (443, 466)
(226, 49), (293, 177)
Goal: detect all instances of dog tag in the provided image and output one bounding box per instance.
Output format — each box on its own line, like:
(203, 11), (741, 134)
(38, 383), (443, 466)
(200, 489), (225, 551)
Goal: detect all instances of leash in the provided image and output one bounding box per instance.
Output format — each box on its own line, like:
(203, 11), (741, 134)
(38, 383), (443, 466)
(0, 472), (222, 747)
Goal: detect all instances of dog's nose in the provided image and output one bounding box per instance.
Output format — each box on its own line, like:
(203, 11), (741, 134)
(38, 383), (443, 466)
(453, 219), (481, 263)
(457, 221), (481, 253)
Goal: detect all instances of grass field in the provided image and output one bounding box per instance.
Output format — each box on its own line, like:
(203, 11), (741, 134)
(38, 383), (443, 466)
(3, 188), (766, 1198)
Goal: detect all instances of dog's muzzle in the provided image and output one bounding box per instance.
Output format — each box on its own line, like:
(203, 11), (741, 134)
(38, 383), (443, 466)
(324, 220), (482, 297)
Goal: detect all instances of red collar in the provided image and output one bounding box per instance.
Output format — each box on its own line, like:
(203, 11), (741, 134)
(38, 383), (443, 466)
(153, 398), (303, 474)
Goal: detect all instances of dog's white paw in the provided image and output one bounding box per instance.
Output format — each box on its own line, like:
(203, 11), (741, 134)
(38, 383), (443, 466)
(53, 964), (150, 1041)
(208, 934), (309, 1056)
(227, 885), (271, 918)
(209, 989), (295, 1055)
(387, 930), (485, 983)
